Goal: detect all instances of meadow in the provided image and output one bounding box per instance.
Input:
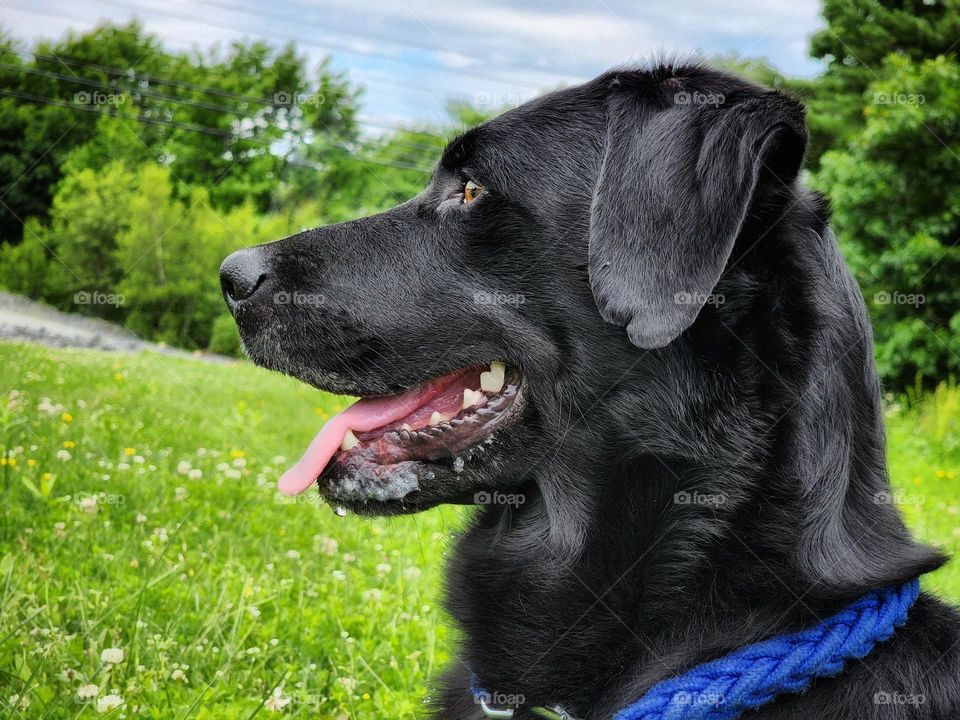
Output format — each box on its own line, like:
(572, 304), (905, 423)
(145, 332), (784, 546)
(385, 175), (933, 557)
(1, 340), (958, 718)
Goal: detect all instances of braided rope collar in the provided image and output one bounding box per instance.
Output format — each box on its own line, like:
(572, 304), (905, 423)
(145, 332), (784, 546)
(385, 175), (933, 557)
(470, 579), (920, 720)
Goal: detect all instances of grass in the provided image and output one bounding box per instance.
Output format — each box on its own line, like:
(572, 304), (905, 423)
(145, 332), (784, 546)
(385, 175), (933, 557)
(0, 340), (958, 717)
(0, 342), (464, 718)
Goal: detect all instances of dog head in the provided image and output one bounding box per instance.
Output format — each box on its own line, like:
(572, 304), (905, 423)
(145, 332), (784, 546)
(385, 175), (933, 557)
(219, 65), (808, 515)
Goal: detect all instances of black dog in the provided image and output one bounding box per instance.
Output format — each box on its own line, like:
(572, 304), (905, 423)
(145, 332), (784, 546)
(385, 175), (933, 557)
(220, 63), (960, 718)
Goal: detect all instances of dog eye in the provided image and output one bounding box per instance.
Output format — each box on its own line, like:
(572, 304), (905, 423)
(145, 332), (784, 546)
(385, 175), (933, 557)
(463, 180), (483, 204)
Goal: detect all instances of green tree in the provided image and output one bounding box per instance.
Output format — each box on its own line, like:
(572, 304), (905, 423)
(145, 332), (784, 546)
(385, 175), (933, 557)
(814, 55), (960, 385)
(807, 0), (960, 167)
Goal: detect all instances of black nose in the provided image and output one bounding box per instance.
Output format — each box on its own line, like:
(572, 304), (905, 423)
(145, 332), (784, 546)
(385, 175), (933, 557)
(220, 248), (270, 308)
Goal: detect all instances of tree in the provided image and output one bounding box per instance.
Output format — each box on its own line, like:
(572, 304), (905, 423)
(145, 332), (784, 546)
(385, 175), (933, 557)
(814, 54), (960, 386)
(807, 0), (960, 168)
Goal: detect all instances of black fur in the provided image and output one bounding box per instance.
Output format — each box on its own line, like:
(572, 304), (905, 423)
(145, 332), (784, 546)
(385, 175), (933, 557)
(222, 63), (960, 719)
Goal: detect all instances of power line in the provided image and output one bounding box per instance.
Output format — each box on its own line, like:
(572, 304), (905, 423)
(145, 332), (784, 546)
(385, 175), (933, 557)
(25, 52), (451, 140)
(7, 60), (448, 156)
(192, 0), (585, 86)
(90, 0), (559, 91)
(0, 88), (435, 174)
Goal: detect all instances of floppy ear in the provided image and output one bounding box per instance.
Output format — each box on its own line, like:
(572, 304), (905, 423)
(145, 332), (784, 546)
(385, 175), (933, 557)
(589, 90), (807, 349)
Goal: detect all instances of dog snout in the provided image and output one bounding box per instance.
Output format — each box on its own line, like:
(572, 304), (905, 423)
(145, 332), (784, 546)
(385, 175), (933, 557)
(220, 248), (271, 310)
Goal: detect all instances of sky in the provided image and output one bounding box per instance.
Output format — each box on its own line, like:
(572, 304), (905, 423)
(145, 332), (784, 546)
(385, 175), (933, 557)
(1, 0), (827, 132)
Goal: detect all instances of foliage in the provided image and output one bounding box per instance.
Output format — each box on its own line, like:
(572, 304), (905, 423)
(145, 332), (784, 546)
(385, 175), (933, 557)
(806, 0), (960, 168)
(0, 21), (359, 244)
(0, 341), (462, 717)
(813, 55), (960, 386)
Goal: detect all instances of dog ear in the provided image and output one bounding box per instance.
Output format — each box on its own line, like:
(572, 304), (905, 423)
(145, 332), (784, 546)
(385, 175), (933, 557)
(589, 90), (807, 349)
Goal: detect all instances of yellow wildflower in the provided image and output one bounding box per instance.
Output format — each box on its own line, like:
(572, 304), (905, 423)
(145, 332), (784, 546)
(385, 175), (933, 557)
(61, 412), (73, 423)
(63, 440), (76, 449)
(123, 447), (136, 457)
(230, 450), (245, 459)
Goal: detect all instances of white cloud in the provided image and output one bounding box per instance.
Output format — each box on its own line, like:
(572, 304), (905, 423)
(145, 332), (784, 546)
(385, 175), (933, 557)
(2, 0), (825, 126)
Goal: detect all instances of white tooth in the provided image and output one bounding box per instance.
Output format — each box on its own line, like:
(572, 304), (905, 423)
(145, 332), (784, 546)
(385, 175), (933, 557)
(462, 388), (483, 409)
(479, 361), (506, 393)
(400, 423), (412, 431)
(429, 411), (448, 426)
(340, 429), (359, 451)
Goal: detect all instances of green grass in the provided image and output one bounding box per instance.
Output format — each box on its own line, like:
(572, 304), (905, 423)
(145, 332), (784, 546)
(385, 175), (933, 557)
(0, 341), (958, 717)
(0, 342), (464, 718)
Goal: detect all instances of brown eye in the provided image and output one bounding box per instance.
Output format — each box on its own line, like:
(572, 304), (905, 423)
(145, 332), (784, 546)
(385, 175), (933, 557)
(463, 179), (483, 203)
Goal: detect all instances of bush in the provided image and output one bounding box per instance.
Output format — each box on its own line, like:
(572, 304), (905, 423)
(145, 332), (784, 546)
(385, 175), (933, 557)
(814, 55), (960, 388)
(208, 313), (242, 357)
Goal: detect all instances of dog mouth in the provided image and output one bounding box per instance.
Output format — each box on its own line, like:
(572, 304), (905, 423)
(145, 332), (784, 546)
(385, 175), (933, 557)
(278, 361), (525, 502)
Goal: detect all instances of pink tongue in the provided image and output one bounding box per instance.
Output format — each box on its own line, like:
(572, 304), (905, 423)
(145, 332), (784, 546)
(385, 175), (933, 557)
(278, 378), (451, 495)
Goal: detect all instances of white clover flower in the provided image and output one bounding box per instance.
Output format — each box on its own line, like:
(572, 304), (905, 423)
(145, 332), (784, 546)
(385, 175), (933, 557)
(56, 450), (71, 461)
(375, 563), (391, 575)
(100, 647), (124, 664)
(264, 687), (290, 712)
(170, 668), (187, 682)
(96, 694), (122, 712)
(318, 537), (338, 556)
(285, 549), (300, 560)
(175, 486), (188, 501)
(79, 496), (98, 513)
(135, 513), (147, 523)
(177, 461), (192, 475)
(247, 606), (261, 619)
(77, 684), (100, 699)
(403, 566), (423, 580)
(331, 570), (346, 581)
(188, 468), (202, 480)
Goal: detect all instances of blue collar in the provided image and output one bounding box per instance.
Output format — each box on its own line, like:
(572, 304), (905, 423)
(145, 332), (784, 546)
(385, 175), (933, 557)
(471, 579), (920, 720)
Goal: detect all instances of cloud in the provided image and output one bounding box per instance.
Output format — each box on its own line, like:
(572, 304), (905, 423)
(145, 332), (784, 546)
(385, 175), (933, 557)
(4, 0), (825, 127)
